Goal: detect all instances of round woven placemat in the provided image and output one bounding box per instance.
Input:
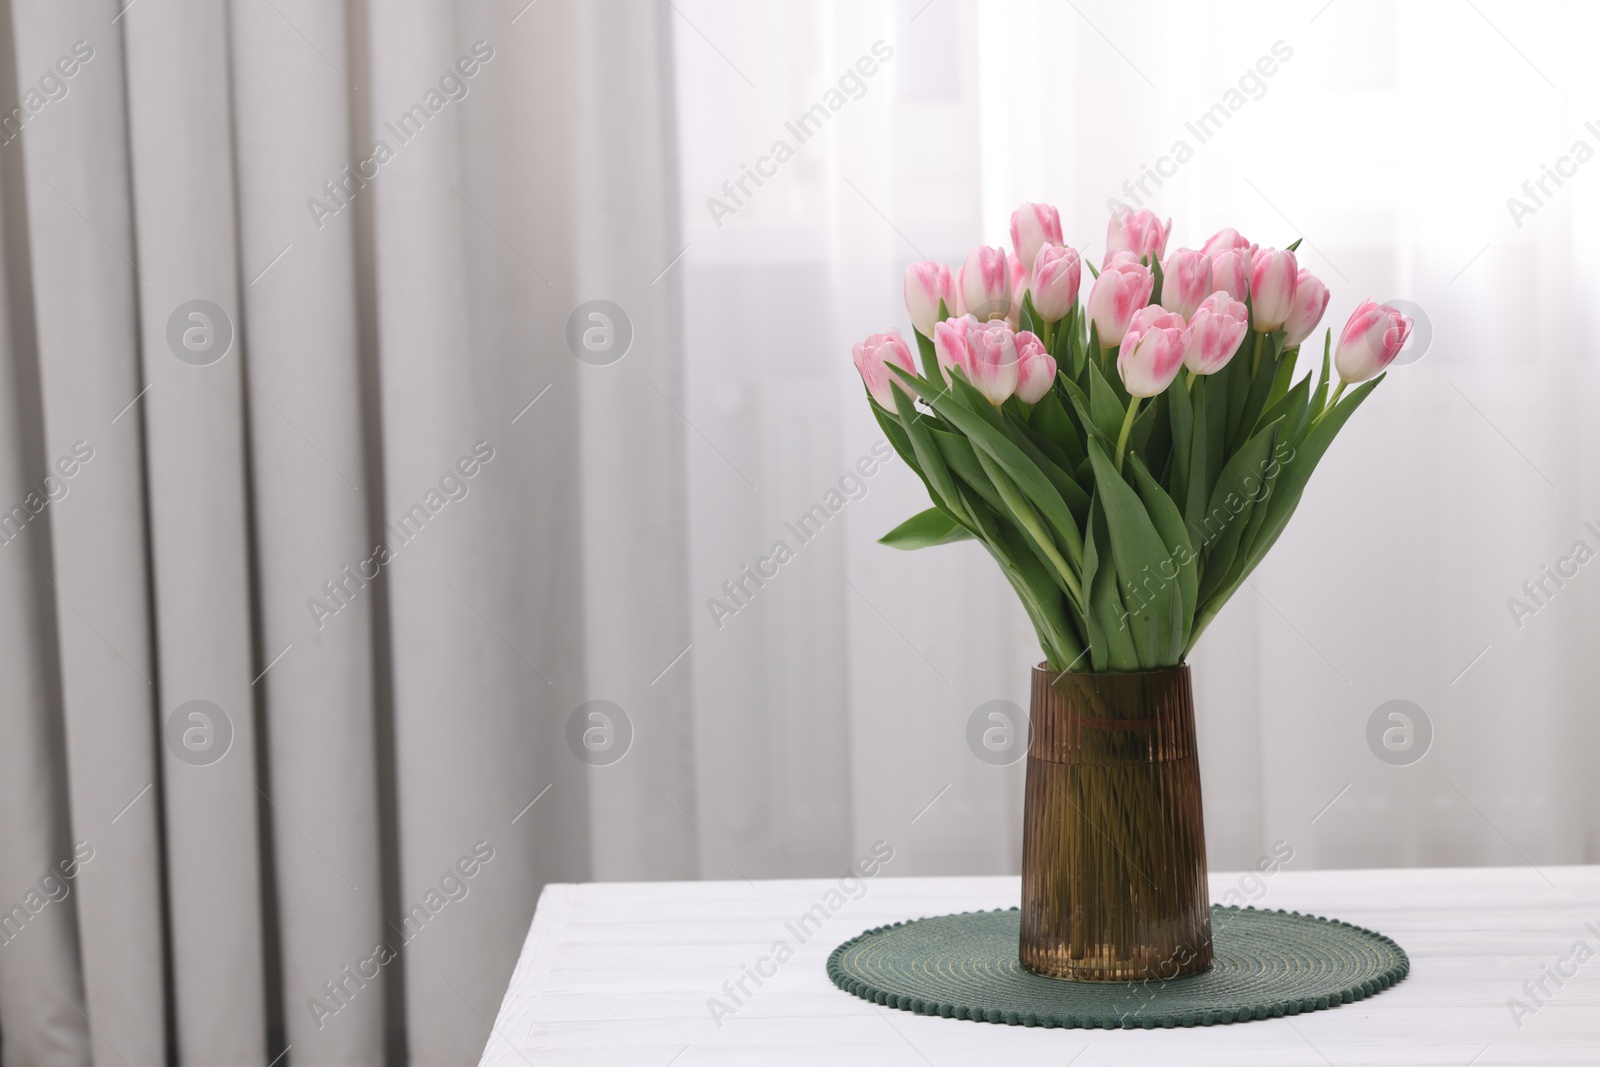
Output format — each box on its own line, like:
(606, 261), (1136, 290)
(828, 905), (1408, 1029)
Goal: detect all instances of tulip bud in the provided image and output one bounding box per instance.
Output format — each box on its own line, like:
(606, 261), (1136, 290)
(1200, 227), (1255, 261)
(957, 245), (1013, 322)
(962, 319), (1020, 404)
(1117, 306), (1190, 397)
(1086, 259), (1155, 347)
(1010, 202), (1063, 277)
(1160, 248), (1212, 321)
(1031, 245), (1082, 322)
(1105, 205), (1171, 265)
(903, 261), (955, 339)
(1183, 292), (1249, 375)
(933, 314), (977, 382)
(1249, 249), (1298, 331)
(1282, 269), (1329, 349)
(1334, 301), (1412, 383)
(852, 329), (918, 408)
(1014, 331), (1056, 404)
(1210, 247), (1250, 303)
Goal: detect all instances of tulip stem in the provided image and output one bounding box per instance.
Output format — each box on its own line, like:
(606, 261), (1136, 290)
(1185, 370), (1196, 393)
(1312, 380), (1348, 428)
(1249, 331), (1263, 377)
(1114, 397), (1140, 474)
(1318, 382), (1344, 415)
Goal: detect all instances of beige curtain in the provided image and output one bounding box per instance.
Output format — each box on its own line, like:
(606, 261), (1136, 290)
(0, 1), (695, 1065)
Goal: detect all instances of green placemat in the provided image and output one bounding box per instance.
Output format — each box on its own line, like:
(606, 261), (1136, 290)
(828, 905), (1408, 1029)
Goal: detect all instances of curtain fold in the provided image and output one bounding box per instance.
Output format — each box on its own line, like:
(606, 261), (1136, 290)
(572, 0), (698, 885)
(364, 0), (548, 1059)
(230, 0), (387, 1062)
(0, 1), (692, 1064)
(4, 2), (166, 1066)
(0, 133), (89, 1067)
(121, 3), (268, 1063)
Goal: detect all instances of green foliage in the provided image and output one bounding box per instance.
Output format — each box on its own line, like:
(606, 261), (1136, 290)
(876, 310), (1382, 671)
(879, 507), (973, 549)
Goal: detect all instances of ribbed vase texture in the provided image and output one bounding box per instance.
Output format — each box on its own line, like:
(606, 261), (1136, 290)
(1019, 663), (1213, 981)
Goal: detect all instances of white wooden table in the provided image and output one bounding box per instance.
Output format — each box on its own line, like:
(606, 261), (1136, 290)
(479, 866), (1600, 1065)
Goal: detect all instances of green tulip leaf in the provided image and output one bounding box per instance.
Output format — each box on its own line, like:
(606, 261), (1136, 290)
(1087, 438), (1182, 666)
(1184, 376), (1217, 536)
(1127, 452), (1198, 651)
(879, 506), (974, 550)
(1258, 373), (1312, 448)
(970, 490), (1085, 668)
(1005, 418), (1092, 522)
(892, 364), (1086, 574)
(1029, 389), (1087, 470)
(1020, 291), (1041, 338)
(871, 394), (921, 477)
(1168, 370), (1194, 508)
(1195, 416), (1283, 606)
(974, 445), (1084, 608)
(1085, 358), (1127, 446)
(912, 326), (939, 381)
(1223, 334), (1256, 449)
(1186, 375), (1384, 653)
(1084, 497), (1139, 671)
(1050, 304), (1077, 367)
(1238, 331), (1287, 442)
(1306, 332), (1333, 435)
(1255, 375), (1384, 551)
(892, 383), (969, 526)
(1256, 342), (1300, 432)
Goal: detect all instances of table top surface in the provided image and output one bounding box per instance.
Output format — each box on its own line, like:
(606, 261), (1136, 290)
(479, 864), (1600, 1065)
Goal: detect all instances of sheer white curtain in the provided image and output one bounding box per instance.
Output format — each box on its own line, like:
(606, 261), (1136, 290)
(0, 1), (691, 1065)
(674, 0), (1600, 886)
(675, 0), (1032, 886)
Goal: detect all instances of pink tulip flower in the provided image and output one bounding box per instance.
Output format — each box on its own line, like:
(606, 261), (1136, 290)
(1010, 202), (1063, 277)
(1334, 301), (1413, 383)
(933, 314), (977, 382)
(903, 261), (955, 339)
(852, 329), (918, 408)
(957, 245), (1013, 322)
(1183, 292), (1249, 375)
(1105, 205), (1171, 265)
(962, 319), (1021, 404)
(1201, 227), (1255, 261)
(1014, 331), (1056, 404)
(1282, 269), (1329, 349)
(1118, 306), (1190, 397)
(1210, 247), (1251, 303)
(1006, 250), (1027, 327)
(1160, 248), (1212, 321)
(1031, 245), (1082, 322)
(1086, 259), (1155, 347)
(1250, 249), (1299, 332)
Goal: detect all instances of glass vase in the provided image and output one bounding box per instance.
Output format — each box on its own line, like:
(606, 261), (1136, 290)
(1019, 663), (1213, 981)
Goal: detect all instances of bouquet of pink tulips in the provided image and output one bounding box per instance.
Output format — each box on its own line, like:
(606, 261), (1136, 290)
(853, 203), (1412, 672)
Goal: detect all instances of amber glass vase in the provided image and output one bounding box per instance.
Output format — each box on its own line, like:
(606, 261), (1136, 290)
(1019, 663), (1212, 981)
